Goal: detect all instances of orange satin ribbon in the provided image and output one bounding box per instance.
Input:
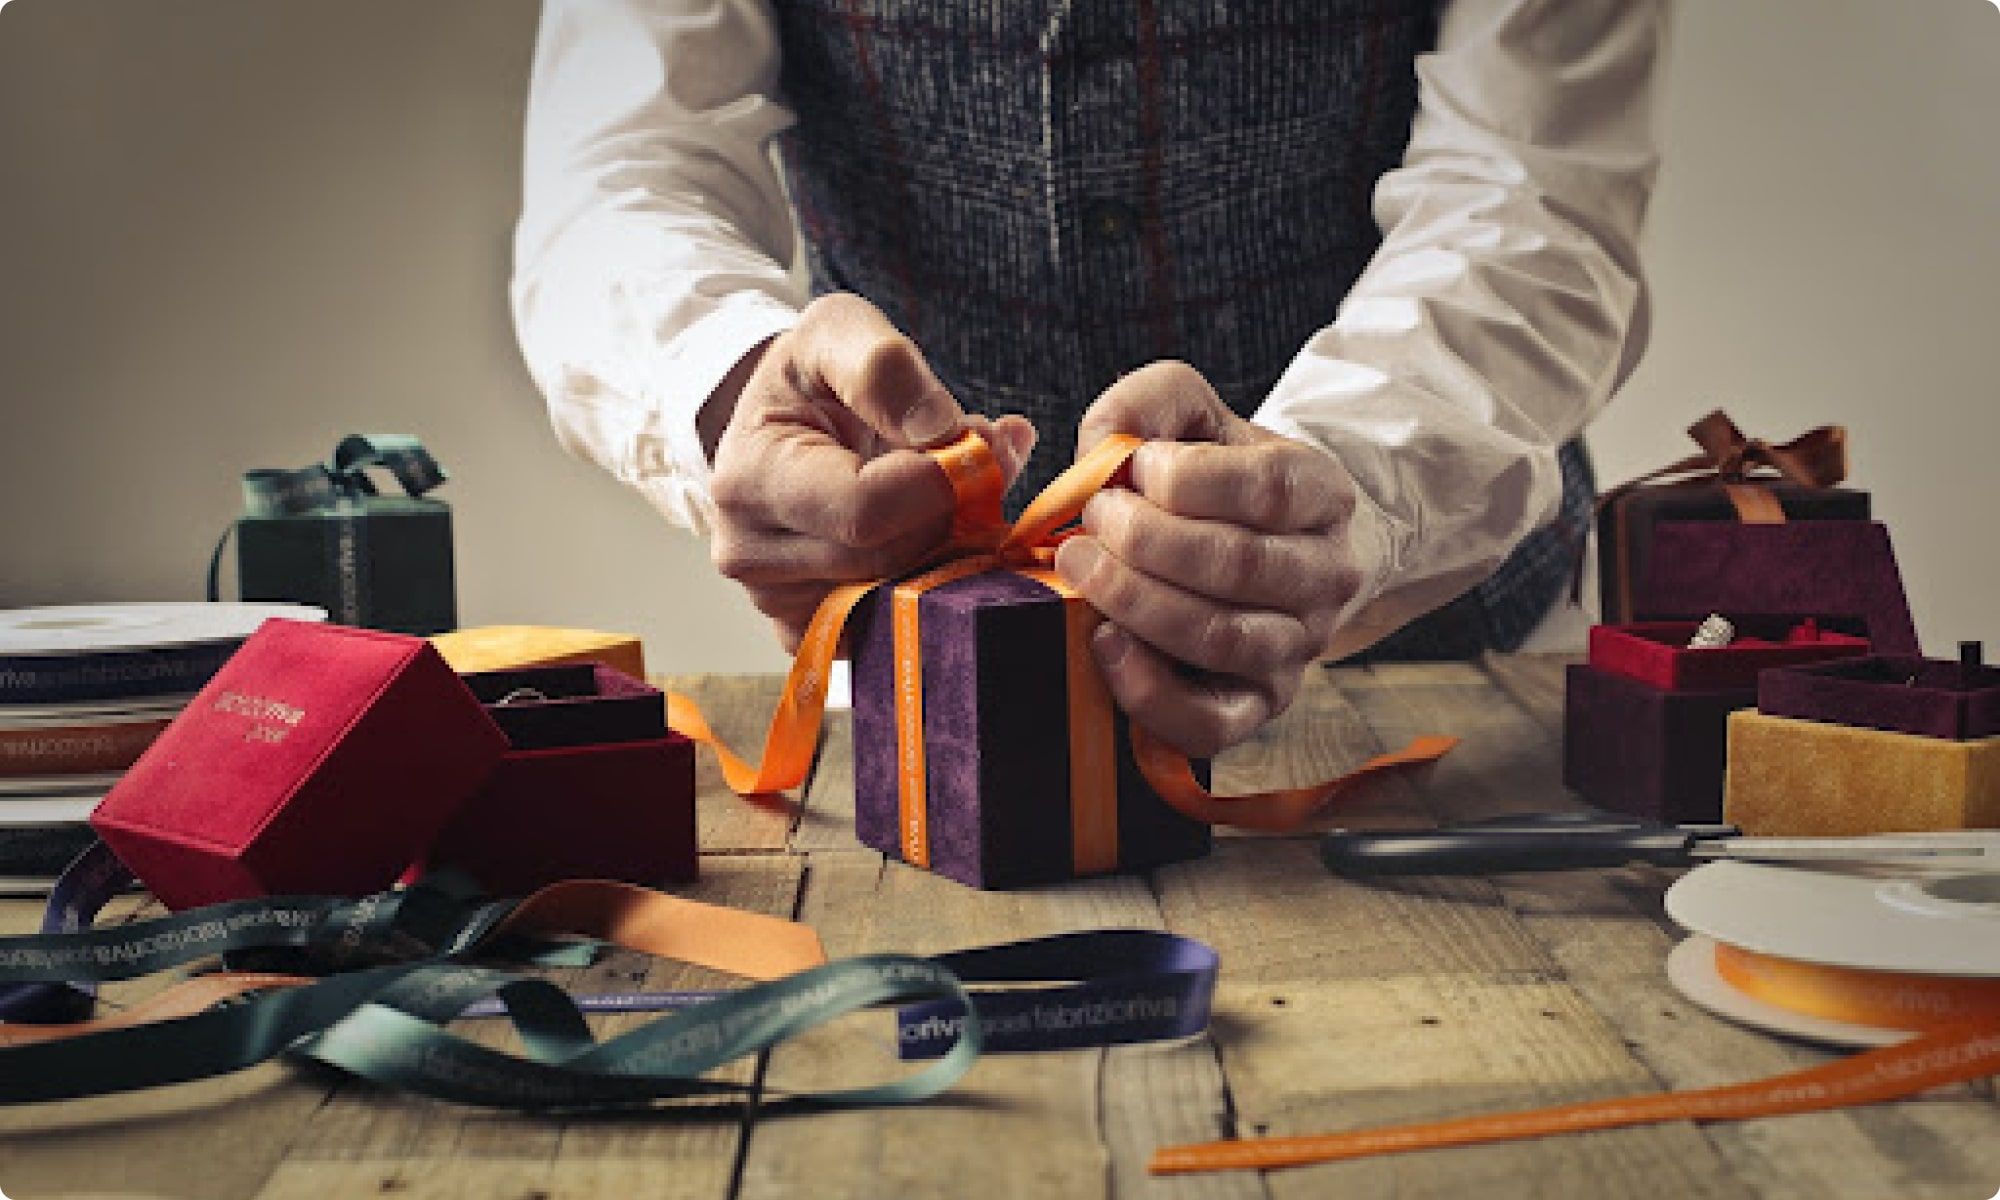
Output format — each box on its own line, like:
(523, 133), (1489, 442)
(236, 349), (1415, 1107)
(1713, 942), (2000, 1034)
(666, 432), (1456, 860)
(1149, 940), (2000, 1176)
(0, 878), (829, 1047)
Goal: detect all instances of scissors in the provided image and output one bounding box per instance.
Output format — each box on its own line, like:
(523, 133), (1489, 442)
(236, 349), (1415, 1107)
(1319, 809), (2000, 877)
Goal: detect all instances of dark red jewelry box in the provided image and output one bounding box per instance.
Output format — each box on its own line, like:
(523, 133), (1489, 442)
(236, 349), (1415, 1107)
(425, 664), (696, 894)
(1597, 482), (1870, 622)
(1757, 655), (2000, 741)
(1587, 619), (1868, 692)
(1563, 520), (1915, 823)
(91, 619), (507, 910)
(1563, 665), (1750, 824)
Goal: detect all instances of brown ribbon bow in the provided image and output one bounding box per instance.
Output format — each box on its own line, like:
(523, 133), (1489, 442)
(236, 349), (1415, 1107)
(1577, 409), (1850, 609)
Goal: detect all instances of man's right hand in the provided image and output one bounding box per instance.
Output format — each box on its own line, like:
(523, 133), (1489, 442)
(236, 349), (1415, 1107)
(707, 293), (1036, 650)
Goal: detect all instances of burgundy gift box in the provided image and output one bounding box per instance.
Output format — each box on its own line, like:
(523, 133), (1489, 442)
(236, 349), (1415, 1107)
(427, 665), (697, 894)
(1598, 483), (1869, 623)
(1563, 666), (1749, 824)
(1756, 655), (2000, 742)
(91, 620), (507, 910)
(1587, 619), (1868, 692)
(1564, 520), (1915, 824)
(850, 572), (1211, 889)
(1630, 521), (1919, 655)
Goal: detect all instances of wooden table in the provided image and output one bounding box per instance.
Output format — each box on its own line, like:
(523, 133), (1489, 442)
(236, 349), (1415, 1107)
(3, 657), (1996, 1199)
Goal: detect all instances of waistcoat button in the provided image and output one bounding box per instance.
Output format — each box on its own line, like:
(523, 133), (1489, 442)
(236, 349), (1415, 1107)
(1083, 199), (1140, 242)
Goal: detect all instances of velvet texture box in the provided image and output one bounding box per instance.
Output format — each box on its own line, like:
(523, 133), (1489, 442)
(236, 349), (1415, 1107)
(427, 664), (696, 895)
(1724, 710), (2000, 835)
(1756, 655), (2000, 741)
(1587, 619), (1868, 692)
(91, 620), (506, 909)
(849, 572), (1211, 889)
(1564, 521), (1915, 823)
(1598, 485), (1869, 623)
(1564, 664), (1750, 824)
(1629, 522), (1919, 654)
(430, 626), (646, 682)
(237, 497), (456, 636)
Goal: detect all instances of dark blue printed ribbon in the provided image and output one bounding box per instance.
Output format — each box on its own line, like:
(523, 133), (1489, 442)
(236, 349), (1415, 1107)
(0, 641), (240, 706)
(0, 844), (1219, 1110)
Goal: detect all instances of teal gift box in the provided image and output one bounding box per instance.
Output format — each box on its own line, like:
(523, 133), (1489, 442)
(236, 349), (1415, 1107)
(210, 434), (457, 636)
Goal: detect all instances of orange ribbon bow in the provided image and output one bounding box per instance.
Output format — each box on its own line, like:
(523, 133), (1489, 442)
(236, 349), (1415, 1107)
(666, 431), (1455, 843)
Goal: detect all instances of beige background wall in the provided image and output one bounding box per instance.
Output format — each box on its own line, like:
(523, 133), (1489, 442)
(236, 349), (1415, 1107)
(1, 0), (1994, 672)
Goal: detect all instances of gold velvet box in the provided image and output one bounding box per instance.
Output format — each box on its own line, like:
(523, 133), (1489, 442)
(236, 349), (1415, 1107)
(1723, 711), (2000, 836)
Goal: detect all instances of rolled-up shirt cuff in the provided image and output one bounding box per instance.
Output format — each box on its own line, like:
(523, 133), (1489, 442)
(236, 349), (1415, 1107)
(633, 292), (801, 537)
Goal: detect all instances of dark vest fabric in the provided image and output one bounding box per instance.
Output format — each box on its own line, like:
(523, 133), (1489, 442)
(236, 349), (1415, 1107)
(770, 0), (1591, 658)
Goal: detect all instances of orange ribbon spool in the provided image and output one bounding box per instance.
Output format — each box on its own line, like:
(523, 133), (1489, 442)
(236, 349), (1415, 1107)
(1148, 940), (2000, 1176)
(666, 431), (1456, 864)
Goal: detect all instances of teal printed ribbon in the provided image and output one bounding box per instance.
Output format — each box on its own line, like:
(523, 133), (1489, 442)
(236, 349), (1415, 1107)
(0, 850), (1217, 1113)
(0, 856), (982, 1109)
(206, 434), (448, 609)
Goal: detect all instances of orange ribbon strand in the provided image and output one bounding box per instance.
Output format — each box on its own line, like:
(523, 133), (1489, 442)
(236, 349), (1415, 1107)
(1150, 941), (2000, 1176)
(667, 431), (1454, 840)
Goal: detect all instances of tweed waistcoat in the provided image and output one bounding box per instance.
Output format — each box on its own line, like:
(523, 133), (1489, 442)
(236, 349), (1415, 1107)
(770, 0), (1592, 657)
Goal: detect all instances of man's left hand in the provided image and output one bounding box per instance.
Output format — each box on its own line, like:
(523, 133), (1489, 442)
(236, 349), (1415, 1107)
(1055, 361), (1369, 758)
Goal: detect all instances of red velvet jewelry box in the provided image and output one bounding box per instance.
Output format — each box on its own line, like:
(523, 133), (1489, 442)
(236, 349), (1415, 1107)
(424, 664), (696, 894)
(1587, 618), (1868, 692)
(90, 619), (507, 910)
(1564, 520), (1916, 823)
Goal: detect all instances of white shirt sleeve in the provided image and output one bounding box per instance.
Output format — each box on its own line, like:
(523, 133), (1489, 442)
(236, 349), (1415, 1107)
(511, 0), (803, 538)
(1253, 0), (1668, 657)
(513, 0), (1665, 640)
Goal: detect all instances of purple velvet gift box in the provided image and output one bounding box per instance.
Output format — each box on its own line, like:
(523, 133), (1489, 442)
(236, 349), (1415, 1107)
(849, 572), (1211, 889)
(1564, 519), (1916, 823)
(1757, 654), (2000, 741)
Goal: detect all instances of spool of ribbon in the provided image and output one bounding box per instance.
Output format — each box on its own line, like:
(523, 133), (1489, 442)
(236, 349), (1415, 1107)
(205, 434), (449, 606)
(662, 431), (1457, 858)
(1578, 409), (1850, 614)
(1147, 938), (2000, 1176)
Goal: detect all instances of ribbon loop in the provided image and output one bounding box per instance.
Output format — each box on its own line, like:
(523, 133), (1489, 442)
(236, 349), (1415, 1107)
(668, 429), (1453, 847)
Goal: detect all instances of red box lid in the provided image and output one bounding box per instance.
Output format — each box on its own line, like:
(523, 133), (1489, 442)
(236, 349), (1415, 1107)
(91, 619), (507, 909)
(1588, 619), (1869, 692)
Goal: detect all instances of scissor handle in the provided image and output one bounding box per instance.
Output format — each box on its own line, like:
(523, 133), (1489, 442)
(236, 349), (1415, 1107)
(1319, 826), (1700, 877)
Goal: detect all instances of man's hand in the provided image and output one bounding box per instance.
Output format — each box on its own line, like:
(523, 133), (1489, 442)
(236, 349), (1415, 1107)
(708, 293), (1035, 649)
(1056, 361), (1366, 758)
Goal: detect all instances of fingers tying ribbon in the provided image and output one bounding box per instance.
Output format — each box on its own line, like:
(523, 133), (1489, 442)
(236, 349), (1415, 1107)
(666, 430), (1454, 843)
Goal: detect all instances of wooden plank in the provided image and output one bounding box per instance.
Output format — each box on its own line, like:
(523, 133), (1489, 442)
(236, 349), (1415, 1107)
(658, 674), (800, 853)
(792, 706), (857, 853)
(1153, 838), (1748, 1199)
(1347, 660), (2000, 1197)
(1497, 866), (2000, 1198)
(1210, 665), (1434, 835)
(274, 855), (805, 1200)
(735, 850), (1260, 1200)
(1480, 652), (1571, 737)
(1337, 661), (1585, 823)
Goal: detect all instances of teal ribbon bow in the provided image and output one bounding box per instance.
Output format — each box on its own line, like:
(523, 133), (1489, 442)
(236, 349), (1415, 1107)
(206, 434), (446, 602)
